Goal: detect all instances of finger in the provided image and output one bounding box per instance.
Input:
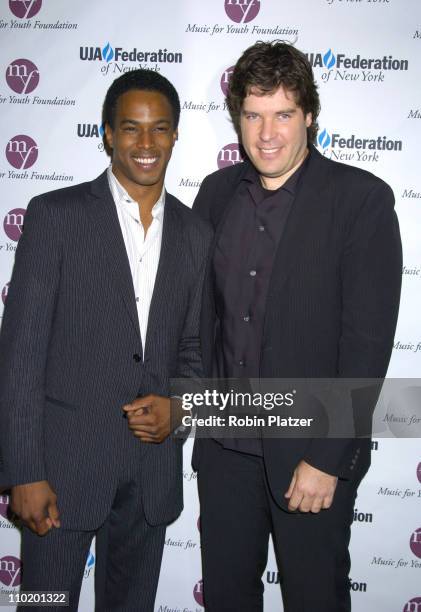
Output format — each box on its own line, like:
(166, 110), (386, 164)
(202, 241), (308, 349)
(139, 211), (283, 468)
(284, 473), (296, 499)
(48, 501), (61, 528)
(322, 495), (334, 510)
(287, 490), (303, 512)
(123, 402), (148, 413)
(127, 412), (157, 425)
(297, 496), (312, 513)
(132, 427), (159, 437)
(32, 516), (52, 536)
(133, 432), (158, 443)
(310, 501), (323, 514)
(127, 416), (158, 430)
(129, 424), (159, 436)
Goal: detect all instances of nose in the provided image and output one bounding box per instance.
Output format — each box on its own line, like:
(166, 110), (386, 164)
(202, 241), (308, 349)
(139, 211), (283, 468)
(259, 116), (276, 142)
(136, 128), (153, 148)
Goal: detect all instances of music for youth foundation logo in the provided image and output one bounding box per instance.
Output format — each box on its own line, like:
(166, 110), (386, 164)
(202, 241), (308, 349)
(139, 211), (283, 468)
(2, 0), (77, 30)
(9, 0), (41, 19)
(224, 0), (260, 23)
(193, 579), (204, 606)
(3, 59), (75, 107)
(5, 135), (38, 170)
(3, 209), (26, 242)
(217, 143), (244, 169)
(403, 597), (421, 612)
(6, 59), (39, 94)
(220, 66), (235, 96)
(305, 48), (408, 83)
(410, 528), (421, 558)
(180, 65), (234, 117)
(417, 463), (421, 484)
(3, 136), (73, 183)
(317, 128), (402, 163)
(185, 0), (297, 39)
(0, 556), (21, 588)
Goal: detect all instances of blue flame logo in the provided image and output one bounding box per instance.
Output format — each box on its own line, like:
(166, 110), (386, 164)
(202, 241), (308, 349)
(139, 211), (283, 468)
(318, 128), (331, 149)
(323, 49), (336, 69)
(102, 42), (114, 63)
(99, 124), (104, 137)
(86, 551), (95, 568)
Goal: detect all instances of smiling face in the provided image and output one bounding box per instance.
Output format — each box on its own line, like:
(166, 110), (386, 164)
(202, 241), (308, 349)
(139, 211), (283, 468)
(105, 89), (177, 201)
(240, 85), (312, 190)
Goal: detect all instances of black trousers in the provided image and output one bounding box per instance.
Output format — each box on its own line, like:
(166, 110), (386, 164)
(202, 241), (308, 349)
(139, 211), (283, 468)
(19, 477), (166, 612)
(197, 439), (357, 612)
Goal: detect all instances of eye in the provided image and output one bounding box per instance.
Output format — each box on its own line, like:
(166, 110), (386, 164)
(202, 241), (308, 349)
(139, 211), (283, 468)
(122, 125), (137, 133)
(277, 113), (291, 121)
(153, 125), (170, 133)
(244, 112), (259, 121)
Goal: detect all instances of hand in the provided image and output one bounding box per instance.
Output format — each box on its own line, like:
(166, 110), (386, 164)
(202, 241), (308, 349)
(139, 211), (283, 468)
(284, 460), (338, 513)
(123, 394), (172, 443)
(11, 481), (60, 536)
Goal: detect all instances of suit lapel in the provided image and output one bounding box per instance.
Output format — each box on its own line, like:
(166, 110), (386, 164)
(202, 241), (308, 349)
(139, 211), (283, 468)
(86, 171), (141, 341)
(144, 194), (184, 358)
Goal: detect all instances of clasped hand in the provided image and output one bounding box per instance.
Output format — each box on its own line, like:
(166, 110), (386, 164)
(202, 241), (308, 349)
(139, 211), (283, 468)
(123, 394), (173, 443)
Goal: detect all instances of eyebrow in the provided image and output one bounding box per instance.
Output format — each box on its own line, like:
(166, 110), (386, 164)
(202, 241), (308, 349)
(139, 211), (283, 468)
(119, 118), (172, 126)
(241, 107), (297, 115)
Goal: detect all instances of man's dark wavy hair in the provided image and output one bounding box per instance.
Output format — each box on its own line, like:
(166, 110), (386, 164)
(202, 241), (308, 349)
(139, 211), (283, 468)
(102, 68), (180, 130)
(227, 40), (320, 144)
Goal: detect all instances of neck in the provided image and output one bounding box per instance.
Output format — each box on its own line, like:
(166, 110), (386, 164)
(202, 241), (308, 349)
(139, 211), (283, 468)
(112, 166), (163, 212)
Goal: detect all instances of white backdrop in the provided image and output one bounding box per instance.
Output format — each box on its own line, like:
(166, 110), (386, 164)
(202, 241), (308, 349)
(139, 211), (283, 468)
(1, 1), (420, 610)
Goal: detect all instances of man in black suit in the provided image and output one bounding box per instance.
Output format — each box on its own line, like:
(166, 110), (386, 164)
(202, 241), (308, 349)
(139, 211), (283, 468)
(192, 41), (402, 611)
(0, 69), (211, 611)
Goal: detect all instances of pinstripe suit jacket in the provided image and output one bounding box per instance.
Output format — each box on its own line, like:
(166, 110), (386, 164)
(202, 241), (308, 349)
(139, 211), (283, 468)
(0, 170), (212, 530)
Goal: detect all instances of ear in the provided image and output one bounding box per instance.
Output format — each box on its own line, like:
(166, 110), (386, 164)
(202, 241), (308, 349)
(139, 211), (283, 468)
(173, 128), (178, 144)
(305, 113), (312, 128)
(104, 123), (114, 150)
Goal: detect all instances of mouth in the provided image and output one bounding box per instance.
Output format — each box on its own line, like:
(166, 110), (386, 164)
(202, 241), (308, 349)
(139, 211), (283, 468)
(258, 146), (282, 158)
(132, 155), (159, 169)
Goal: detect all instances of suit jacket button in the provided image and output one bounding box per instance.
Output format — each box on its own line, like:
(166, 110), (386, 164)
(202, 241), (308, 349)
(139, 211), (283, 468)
(133, 353), (141, 362)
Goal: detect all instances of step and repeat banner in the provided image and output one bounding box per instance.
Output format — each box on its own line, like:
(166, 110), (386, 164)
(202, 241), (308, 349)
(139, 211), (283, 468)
(1, 0), (420, 610)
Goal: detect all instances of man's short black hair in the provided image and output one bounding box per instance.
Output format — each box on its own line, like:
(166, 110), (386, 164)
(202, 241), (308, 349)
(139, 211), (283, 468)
(102, 69), (181, 130)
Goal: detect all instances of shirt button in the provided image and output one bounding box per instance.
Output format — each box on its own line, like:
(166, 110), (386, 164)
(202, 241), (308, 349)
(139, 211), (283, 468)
(136, 297), (140, 303)
(249, 270), (257, 277)
(258, 225), (265, 232)
(243, 315), (250, 322)
(239, 360), (245, 366)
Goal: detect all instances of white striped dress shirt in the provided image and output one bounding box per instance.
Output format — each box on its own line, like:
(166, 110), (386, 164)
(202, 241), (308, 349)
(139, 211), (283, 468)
(107, 166), (165, 357)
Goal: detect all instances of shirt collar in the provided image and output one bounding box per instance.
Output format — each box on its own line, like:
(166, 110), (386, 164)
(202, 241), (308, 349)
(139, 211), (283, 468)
(107, 165), (165, 221)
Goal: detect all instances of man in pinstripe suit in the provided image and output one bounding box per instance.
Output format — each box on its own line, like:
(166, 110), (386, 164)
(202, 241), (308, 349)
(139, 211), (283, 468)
(0, 70), (211, 611)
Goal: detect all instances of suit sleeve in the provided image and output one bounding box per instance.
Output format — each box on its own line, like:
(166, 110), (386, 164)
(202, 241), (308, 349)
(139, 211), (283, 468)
(192, 176), (213, 225)
(174, 215), (213, 382)
(176, 259), (208, 382)
(0, 196), (62, 486)
(303, 180), (402, 478)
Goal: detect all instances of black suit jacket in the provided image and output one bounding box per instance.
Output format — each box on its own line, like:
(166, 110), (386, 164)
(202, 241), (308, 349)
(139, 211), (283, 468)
(192, 146), (402, 509)
(0, 171), (212, 529)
